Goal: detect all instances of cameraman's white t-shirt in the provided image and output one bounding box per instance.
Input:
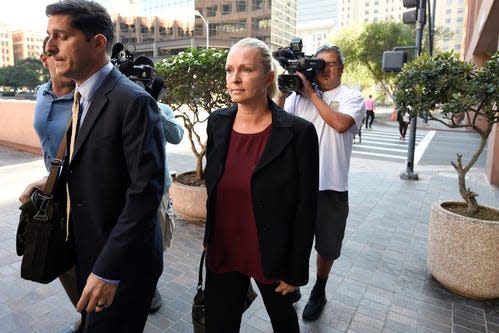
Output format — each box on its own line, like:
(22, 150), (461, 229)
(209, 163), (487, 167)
(284, 85), (365, 191)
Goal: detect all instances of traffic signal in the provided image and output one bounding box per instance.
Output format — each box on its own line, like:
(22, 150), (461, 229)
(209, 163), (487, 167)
(382, 51), (407, 72)
(403, 0), (418, 24)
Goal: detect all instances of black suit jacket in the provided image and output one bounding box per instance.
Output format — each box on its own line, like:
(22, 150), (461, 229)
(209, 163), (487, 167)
(204, 99), (319, 286)
(66, 67), (164, 283)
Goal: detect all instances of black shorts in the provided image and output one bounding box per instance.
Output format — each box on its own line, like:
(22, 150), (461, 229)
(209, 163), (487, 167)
(314, 190), (349, 260)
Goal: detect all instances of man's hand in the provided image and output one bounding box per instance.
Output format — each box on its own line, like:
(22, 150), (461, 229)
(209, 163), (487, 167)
(19, 178), (47, 204)
(296, 72), (316, 99)
(275, 280), (297, 295)
(77, 273), (118, 313)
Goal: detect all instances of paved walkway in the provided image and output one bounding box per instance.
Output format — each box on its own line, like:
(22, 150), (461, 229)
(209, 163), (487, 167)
(0, 120), (498, 332)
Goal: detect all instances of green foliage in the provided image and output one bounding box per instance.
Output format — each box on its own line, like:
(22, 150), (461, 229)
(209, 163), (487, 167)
(333, 22), (415, 99)
(155, 48), (231, 181)
(394, 51), (499, 215)
(0, 58), (48, 90)
(394, 52), (498, 126)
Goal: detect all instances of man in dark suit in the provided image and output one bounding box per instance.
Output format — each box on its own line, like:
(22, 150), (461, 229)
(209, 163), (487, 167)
(45, 1), (165, 331)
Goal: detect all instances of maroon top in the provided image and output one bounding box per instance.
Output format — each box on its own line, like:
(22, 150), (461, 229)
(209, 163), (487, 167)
(207, 125), (275, 284)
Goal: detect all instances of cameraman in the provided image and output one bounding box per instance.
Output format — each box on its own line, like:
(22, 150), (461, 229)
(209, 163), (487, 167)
(276, 45), (365, 321)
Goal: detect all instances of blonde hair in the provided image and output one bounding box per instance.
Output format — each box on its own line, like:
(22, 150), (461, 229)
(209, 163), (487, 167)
(232, 38), (278, 98)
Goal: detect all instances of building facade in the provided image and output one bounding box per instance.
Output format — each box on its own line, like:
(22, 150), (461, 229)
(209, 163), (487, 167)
(434, 0), (466, 53)
(296, 0), (337, 54)
(462, 0), (499, 185)
(99, 0), (296, 52)
(337, 0), (467, 55)
(0, 25), (13, 67)
(337, 0), (403, 28)
(194, 0), (296, 51)
(12, 31), (45, 64)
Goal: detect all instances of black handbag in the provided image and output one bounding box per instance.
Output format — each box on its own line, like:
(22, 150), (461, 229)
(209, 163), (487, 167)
(16, 125), (74, 284)
(192, 250), (258, 333)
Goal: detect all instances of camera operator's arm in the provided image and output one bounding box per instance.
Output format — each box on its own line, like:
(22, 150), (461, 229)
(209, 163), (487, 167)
(158, 103), (184, 145)
(296, 72), (354, 133)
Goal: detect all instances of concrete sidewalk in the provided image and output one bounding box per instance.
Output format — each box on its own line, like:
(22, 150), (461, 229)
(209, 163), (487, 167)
(0, 127), (498, 332)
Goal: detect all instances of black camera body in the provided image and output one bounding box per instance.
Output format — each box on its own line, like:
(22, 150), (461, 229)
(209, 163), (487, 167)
(273, 38), (325, 93)
(111, 43), (165, 101)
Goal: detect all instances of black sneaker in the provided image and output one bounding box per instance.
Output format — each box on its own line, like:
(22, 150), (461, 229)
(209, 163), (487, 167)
(302, 286), (327, 321)
(288, 288), (301, 303)
(149, 288), (163, 313)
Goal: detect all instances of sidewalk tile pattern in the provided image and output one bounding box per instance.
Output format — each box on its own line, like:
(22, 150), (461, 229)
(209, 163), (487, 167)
(1, 128), (498, 333)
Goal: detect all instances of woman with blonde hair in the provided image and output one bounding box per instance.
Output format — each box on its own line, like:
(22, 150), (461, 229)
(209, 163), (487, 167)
(203, 37), (319, 332)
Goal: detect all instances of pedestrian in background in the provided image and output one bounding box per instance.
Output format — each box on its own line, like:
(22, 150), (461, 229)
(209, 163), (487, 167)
(45, 0), (165, 331)
(204, 37), (319, 333)
(397, 109), (409, 140)
(364, 94), (376, 128)
(277, 44), (365, 321)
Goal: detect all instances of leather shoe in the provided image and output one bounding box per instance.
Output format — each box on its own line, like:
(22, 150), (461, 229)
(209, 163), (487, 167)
(302, 289), (327, 321)
(288, 288), (301, 303)
(59, 320), (81, 333)
(149, 287), (163, 313)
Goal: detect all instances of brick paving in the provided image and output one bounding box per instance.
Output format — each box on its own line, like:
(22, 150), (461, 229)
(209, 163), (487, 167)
(0, 120), (498, 332)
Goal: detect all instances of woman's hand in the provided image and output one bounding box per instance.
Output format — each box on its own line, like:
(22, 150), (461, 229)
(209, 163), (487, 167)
(275, 280), (297, 295)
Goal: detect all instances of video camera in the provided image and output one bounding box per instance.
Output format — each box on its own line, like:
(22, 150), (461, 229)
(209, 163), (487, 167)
(272, 37), (325, 93)
(110, 42), (165, 101)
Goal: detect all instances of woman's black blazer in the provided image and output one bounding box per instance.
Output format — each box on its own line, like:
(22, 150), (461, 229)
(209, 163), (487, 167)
(204, 99), (319, 286)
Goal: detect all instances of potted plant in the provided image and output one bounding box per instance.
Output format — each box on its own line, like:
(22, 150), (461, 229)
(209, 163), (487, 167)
(155, 47), (231, 221)
(394, 51), (499, 299)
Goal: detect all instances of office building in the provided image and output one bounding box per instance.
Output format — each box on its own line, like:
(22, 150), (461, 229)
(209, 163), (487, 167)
(0, 25), (13, 67)
(462, 0), (499, 184)
(337, 0), (468, 54)
(296, 0), (338, 54)
(12, 31), (45, 63)
(296, 0), (337, 55)
(194, 0), (296, 50)
(99, 0), (297, 52)
(435, 0), (466, 53)
(337, 0), (403, 27)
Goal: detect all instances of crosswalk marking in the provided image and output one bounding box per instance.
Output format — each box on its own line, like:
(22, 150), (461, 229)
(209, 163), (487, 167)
(352, 126), (434, 162)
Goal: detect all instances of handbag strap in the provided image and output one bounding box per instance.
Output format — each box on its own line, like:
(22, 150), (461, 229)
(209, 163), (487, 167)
(197, 250), (206, 291)
(42, 119), (72, 196)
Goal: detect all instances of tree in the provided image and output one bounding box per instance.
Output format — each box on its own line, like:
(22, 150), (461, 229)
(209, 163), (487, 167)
(155, 48), (231, 184)
(394, 51), (499, 216)
(0, 58), (48, 91)
(333, 22), (414, 99)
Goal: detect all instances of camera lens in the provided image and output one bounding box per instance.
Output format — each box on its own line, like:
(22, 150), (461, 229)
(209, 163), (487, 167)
(278, 74), (302, 93)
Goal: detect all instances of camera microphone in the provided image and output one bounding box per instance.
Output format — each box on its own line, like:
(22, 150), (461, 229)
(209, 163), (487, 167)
(111, 42), (124, 60)
(118, 61), (134, 74)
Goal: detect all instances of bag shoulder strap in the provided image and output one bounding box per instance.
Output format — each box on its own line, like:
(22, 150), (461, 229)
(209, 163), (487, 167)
(42, 120), (71, 196)
(197, 250), (206, 291)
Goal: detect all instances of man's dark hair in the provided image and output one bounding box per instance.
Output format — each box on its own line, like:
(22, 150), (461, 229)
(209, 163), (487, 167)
(46, 0), (115, 54)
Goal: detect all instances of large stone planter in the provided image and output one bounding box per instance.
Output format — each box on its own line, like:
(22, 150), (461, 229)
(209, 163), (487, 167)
(427, 201), (499, 299)
(169, 180), (207, 222)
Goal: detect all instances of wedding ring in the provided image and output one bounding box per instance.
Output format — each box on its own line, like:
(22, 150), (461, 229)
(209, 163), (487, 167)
(96, 303), (105, 308)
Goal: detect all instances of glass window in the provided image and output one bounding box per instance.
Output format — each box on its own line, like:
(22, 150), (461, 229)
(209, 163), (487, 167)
(236, 1), (247, 12)
(207, 6), (217, 17)
(252, 0), (264, 10)
(222, 4), (232, 14)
